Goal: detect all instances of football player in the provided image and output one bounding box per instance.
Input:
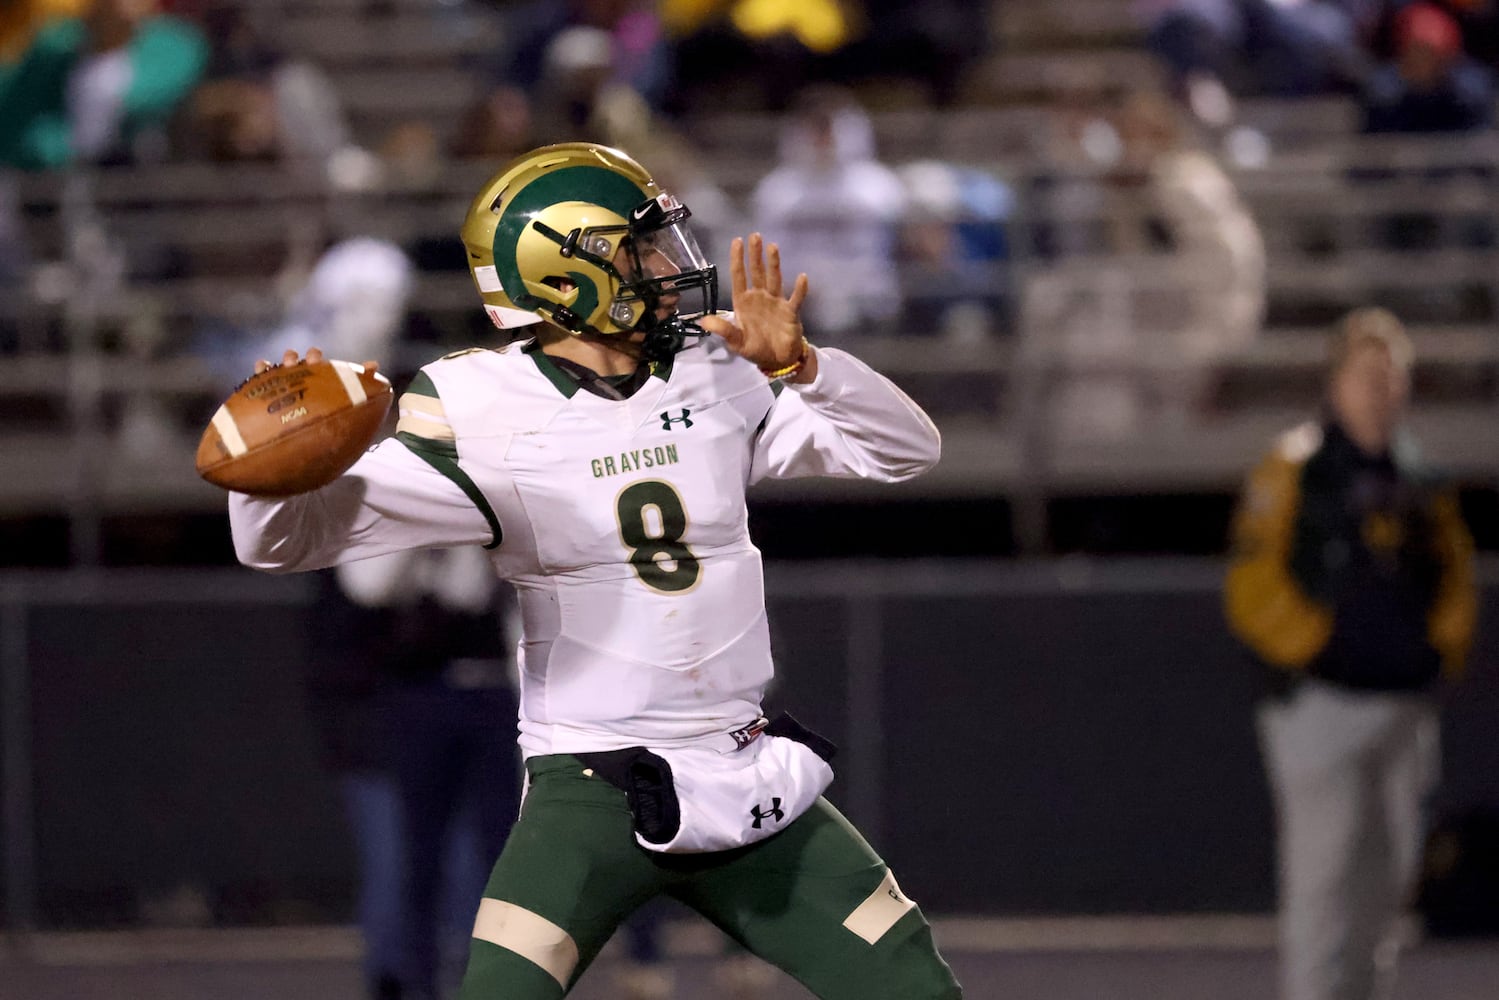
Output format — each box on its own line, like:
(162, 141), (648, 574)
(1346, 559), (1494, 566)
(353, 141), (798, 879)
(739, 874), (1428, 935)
(229, 142), (960, 999)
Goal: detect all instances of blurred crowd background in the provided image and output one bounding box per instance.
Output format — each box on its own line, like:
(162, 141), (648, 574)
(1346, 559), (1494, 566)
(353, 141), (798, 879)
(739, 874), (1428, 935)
(1, 0), (1498, 996)
(0, 0), (1494, 564)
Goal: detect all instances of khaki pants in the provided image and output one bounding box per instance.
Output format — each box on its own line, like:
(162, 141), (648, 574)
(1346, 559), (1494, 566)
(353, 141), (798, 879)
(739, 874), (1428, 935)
(1257, 680), (1439, 1000)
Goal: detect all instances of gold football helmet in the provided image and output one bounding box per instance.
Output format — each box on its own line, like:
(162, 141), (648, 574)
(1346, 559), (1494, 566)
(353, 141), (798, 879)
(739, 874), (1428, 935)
(460, 142), (717, 347)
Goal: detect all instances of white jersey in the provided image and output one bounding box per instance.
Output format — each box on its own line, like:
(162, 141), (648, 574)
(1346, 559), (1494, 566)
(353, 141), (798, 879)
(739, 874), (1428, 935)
(230, 337), (939, 758)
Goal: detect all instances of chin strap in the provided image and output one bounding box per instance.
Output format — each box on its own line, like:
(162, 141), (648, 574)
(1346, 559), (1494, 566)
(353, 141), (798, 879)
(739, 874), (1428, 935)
(639, 315), (707, 363)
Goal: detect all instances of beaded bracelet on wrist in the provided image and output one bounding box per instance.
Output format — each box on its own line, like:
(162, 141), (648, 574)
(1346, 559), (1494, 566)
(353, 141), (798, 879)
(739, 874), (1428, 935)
(760, 339), (810, 380)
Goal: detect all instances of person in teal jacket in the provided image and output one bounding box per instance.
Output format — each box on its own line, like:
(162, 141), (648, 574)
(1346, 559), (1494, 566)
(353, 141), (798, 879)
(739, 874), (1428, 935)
(0, 0), (206, 169)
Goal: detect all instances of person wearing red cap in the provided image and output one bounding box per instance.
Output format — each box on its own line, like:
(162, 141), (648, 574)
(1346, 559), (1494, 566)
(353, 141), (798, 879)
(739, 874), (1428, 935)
(1363, 1), (1494, 132)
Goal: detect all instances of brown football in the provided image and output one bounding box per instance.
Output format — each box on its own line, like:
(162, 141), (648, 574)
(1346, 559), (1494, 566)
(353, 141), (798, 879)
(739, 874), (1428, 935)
(196, 358), (393, 497)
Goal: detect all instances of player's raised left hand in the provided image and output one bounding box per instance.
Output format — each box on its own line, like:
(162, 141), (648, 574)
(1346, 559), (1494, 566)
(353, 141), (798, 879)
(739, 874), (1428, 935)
(698, 233), (817, 383)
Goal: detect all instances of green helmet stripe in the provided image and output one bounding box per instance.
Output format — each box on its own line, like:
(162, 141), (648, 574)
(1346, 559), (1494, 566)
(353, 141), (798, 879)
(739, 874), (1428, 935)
(564, 270), (597, 323)
(493, 166), (647, 309)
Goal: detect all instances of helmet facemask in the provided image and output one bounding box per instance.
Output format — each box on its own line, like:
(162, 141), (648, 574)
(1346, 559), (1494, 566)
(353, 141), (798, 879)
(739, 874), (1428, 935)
(531, 191), (718, 359)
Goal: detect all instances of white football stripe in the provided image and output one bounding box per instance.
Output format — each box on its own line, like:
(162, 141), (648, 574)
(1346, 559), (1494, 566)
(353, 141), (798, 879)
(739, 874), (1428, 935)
(334, 361), (368, 405)
(211, 405), (248, 458)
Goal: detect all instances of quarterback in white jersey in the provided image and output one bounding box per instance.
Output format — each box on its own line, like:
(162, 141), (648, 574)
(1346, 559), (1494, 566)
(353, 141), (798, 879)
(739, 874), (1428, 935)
(228, 143), (961, 999)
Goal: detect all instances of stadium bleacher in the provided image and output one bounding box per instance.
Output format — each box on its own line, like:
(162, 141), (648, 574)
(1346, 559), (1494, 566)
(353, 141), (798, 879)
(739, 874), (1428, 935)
(1, 0), (1496, 554)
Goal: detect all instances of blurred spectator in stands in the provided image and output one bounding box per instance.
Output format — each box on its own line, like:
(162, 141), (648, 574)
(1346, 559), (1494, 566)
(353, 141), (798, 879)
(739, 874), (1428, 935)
(895, 159), (1015, 342)
(332, 548), (521, 1000)
(1225, 306), (1477, 1000)
(749, 85), (905, 342)
(1143, 0), (1377, 125)
(243, 239), (517, 1000)
(834, 0), (991, 107)
(0, 0), (204, 344)
(305, 566), (409, 1000)
(450, 83), (534, 162)
(660, 0), (842, 112)
(1361, 1), (1493, 133)
(186, 4), (381, 189)
(379, 119), (446, 190)
(446, 17), (740, 333)
(276, 236), (414, 366)
(481, 0), (672, 115)
(1355, 3), (1493, 258)
(0, 0), (87, 64)
(0, 0), (207, 170)
(455, 4), (722, 202)
(1025, 90), (1263, 441)
(1029, 80), (1121, 262)
(192, 235), (414, 394)
(306, 549), (520, 1000)
(1368, 0), (1499, 65)
(1117, 90), (1264, 385)
(418, 81), (533, 313)
(1441, 0), (1499, 63)
(530, 22), (628, 138)
(495, 23), (741, 261)
(249, 245), (411, 997)
(665, 0), (984, 113)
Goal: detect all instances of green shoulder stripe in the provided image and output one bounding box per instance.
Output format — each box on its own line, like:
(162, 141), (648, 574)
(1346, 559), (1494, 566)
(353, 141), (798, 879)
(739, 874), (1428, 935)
(406, 370), (439, 398)
(396, 431), (502, 550)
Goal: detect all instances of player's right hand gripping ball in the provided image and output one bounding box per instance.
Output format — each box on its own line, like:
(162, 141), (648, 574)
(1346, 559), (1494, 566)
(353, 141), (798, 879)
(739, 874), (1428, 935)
(196, 358), (392, 497)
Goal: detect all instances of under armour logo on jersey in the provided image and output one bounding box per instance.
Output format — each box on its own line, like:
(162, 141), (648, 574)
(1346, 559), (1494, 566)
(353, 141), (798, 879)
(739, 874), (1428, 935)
(750, 798), (784, 829)
(660, 408), (693, 430)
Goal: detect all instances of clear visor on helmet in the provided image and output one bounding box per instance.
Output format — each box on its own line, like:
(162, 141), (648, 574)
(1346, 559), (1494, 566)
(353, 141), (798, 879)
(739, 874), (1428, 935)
(629, 224), (710, 282)
(613, 219), (716, 320)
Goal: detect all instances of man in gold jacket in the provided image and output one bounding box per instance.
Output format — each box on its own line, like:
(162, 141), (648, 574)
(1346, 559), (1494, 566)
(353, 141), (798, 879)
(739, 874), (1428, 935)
(1225, 307), (1477, 1000)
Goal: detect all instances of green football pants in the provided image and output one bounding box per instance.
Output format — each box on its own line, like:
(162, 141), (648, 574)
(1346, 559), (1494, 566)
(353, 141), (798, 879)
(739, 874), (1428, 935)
(457, 753), (962, 999)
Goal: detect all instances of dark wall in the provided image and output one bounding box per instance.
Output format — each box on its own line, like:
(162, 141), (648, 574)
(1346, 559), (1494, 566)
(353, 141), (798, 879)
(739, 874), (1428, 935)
(24, 599), (353, 926)
(882, 590), (1274, 914)
(3, 563), (1498, 928)
(761, 583), (1279, 914)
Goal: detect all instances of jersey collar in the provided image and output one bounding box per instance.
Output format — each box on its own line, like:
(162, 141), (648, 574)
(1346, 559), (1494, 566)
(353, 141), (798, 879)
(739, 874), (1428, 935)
(525, 340), (674, 400)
